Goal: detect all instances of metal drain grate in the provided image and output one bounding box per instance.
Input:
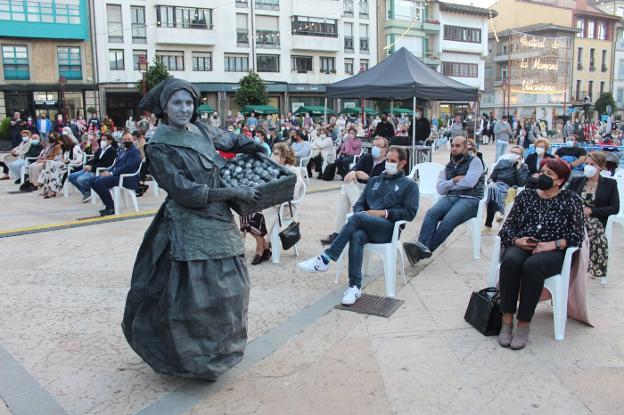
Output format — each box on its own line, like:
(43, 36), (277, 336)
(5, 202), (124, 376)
(335, 294), (405, 318)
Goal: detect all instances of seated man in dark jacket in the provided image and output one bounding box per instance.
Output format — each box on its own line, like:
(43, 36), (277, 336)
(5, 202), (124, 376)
(69, 133), (117, 202)
(321, 136), (389, 244)
(89, 132), (142, 216)
(299, 146), (419, 305)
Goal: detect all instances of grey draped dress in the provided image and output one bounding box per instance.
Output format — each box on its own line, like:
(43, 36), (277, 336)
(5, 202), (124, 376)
(122, 122), (259, 380)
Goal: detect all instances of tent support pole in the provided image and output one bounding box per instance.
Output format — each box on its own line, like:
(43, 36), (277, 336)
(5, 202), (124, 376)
(324, 97), (328, 123)
(412, 96), (416, 168)
(360, 99), (364, 127)
(390, 100), (394, 118)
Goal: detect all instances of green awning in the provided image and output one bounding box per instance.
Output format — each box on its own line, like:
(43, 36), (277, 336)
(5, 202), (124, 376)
(294, 106), (337, 116)
(197, 104), (215, 113)
(342, 107), (378, 115)
(241, 105), (279, 115)
(392, 108), (413, 115)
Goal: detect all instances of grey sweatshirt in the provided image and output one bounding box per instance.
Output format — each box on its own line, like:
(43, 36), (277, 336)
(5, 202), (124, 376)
(493, 121), (512, 143)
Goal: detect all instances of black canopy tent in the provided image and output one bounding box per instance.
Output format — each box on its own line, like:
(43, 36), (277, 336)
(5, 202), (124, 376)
(325, 47), (479, 164)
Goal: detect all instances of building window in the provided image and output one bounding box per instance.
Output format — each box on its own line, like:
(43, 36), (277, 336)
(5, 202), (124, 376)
(344, 22), (353, 51)
(588, 80), (593, 101)
(107, 4), (123, 43)
(2, 45), (29, 80)
(602, 49), (607, 72)
(600, 81), (605, 96)
(344, 0), (353, 16)
(156, 51), (184, 71)
(256, 0), (279, 10)
(57, 46), (82, 80)
(292, 16), (338, 37)
(320, 56), (335, 73)
(598, 22), (607, 40)
(131, 6), (146, 43)
(0, 0), (81, 24)
(443, 25), (481, 43)
(577, 47), (583, 70)
(588, 20), (595, 39)
(359, 59), (368, 72)
(292, 55), (312, 72)
(192, 52), (212, 71)
(256, 15), (279, 48)
(236, 13), (249, 46)
(359, 0), (368, 17)
(590, 48), (595, 70)
(359, 24), (369, 51)
(391, 0), (425, 21)
(109, 49), (124, 70)
(576, 80), (582, 100)
(156, 6), (213, 29)
(225, 54), (249, 72)
(236, 0), (248, 7)
(442, 61), (478, 78)
(617, 87), (624, 105)
(577, 17), (585, 38)
(257, 54), (279, 72)
(133, 50), (147, 70)
(344, 58), (353, 75)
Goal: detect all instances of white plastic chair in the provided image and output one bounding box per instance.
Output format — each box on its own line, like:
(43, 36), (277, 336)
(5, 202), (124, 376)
(349, 149), (364, 170)
(270, 182), (307, 264)
(334, 213), (408, 298)
(605, 174), (624, 285)
(488, 236), (579, 341)
(19, 156), (38, 184)
(91, 162), (115, 205)
(298, 156), (310, 185)
(112, 161), (143, 215)
(407, 162), (445, 205)
(462, 190), (488, 259)
(63, 154), (91, 197)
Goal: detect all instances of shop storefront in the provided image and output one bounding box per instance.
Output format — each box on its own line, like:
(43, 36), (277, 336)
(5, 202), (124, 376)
(2, 84), (95, 119)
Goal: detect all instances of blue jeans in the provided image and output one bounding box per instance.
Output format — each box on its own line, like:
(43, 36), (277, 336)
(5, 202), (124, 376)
(495, 140), (508, 162)
(8, 159), (25, 179)
(324, 212), (395, 288)
(68, 170), (94, 196)
(418, 195), (480, 252)
(89, 175), (117, 210)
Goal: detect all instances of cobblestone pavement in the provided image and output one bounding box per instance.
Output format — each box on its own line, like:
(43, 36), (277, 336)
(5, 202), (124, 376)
(1, 143), (622, 414)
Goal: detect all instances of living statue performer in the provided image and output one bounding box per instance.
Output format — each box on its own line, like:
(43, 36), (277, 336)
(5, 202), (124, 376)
(121, 78), (263, 380)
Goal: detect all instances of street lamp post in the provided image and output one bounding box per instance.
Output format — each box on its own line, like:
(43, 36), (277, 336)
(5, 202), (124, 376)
(139, 54), (148, 95)
(58, 76), (67, 118)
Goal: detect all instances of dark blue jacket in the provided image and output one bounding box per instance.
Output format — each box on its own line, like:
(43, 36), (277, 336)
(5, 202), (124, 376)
(109, 146), (142, 189)
(354, 171), (419, 222)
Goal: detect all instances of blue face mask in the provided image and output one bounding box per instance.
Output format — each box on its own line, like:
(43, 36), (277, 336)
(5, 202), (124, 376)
(371, 146), (382, 158)
(565, 140), (575, 147)
(254, 136), (261, 145)
(31, 139), (40, 145)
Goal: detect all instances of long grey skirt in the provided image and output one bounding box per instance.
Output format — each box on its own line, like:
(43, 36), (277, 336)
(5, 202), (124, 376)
(122, 207), (250, 380)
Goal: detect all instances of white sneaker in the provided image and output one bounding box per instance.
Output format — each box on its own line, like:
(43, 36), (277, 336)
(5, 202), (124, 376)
(297, 256), (329, 273)
(341, 286), (362, 305)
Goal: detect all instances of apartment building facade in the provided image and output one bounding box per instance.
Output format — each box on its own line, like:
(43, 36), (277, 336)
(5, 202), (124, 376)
(594, 0), (624, 112)
(0, 0), (98, 118)
(91, 0), (376, 124)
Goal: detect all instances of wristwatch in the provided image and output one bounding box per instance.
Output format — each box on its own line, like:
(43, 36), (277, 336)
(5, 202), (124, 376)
(554, 239), (561, 250)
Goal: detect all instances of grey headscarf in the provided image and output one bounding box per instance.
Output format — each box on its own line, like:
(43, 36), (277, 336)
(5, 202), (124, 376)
(138, 77), (201, 123)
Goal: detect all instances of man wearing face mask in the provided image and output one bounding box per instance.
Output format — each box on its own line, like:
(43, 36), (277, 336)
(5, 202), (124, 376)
(374, 112), (395, 139)
(88, 132), (142, 216)
(321, 137), (390, 245)
(299, 147), (419, 305)
(403, 136), (485, 263)
(407, 107), (431, 145)
(555, 134), (586, 177)
(69, 134), (117, 202)
(254, 129), (271, 156)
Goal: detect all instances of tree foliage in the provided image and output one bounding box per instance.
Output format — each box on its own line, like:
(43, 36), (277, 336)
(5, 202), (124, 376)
(234, 72), (269, 108)
(0, 117), (10, 141)
(594, 92), (616, 115)
(137, 58), (171, 95)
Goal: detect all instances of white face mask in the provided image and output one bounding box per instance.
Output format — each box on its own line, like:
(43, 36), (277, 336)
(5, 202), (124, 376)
(385, 162), (398, 175)
(535, 147), (545, 156)
(100, 141), (108, 150)
(583, 165), (598, 178)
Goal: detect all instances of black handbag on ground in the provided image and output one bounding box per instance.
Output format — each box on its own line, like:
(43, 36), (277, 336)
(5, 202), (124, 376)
(278, 202), (301, 250)
(464, 287), (502, 336)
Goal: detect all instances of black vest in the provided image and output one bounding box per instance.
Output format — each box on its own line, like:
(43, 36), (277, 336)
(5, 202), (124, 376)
(445, 154), (485, 199)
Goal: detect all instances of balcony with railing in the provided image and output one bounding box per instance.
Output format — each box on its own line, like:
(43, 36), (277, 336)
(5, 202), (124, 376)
(344, 0), (354, 16)
(237, 29), (249, 46)
(236, 0), (248, 7)
(359, 37), (369, 52)
(602, 64), (608, 73)
(344, 36), (354, 51)
(256, 30), (280, 48)
(573, 90), (588, 103)
(359, 1), (369, 18)
(255, 0), (279, 10)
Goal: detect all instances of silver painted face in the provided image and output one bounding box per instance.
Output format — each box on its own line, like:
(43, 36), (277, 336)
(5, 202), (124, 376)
(165, 89), (194, 129)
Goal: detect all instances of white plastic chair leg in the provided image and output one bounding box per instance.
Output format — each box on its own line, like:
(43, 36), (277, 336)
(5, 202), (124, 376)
(113, 188), (121, 215)
(91, 189), (97, 205)
(382, 246), (397, 298)
(362, 250), (373, 276)
(397, 245), (407, 286)
(153, 181), (160, 197)
(546, 274), (569, 341)
(271, 224), (281, 264)
(63, 179), (70, 197)
(471, 219), (481, 259)
(129, 190), (139, 212)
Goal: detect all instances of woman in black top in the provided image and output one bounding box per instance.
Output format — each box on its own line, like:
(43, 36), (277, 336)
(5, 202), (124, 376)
(497, 158), (584, 350)
(567, 151), (620, 279)
(524, 138), (555, 185)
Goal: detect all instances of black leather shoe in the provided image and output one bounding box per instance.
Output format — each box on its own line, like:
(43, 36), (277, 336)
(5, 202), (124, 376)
(261, 248), (272, 262)
(403, 241), (432, 265)
(100, 208), (115, 216)
(251, 254), (263, 265)
(321, 232), (338, 245)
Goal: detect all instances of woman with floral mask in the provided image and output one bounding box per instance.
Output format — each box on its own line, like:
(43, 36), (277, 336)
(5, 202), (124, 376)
(566, 151), (620, 280)
(497, 158), (584, 350)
